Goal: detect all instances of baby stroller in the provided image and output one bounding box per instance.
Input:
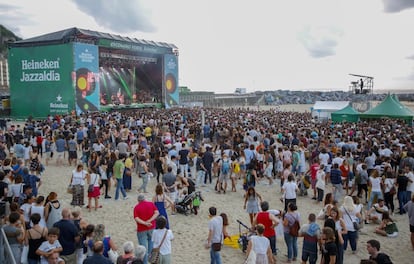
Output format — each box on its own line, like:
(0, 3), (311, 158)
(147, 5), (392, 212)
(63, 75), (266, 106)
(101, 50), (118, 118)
(175, 191), (204, 215)
(237, 220), (255, 253)
(298, 174), (310, 196)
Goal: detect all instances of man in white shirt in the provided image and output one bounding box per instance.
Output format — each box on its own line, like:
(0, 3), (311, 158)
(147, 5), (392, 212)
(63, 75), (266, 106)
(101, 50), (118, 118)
(379, 145), (393, 158)
(331, 152), (344, 167)
(206, 207), (223, 264)
(367, 199), (389, 224)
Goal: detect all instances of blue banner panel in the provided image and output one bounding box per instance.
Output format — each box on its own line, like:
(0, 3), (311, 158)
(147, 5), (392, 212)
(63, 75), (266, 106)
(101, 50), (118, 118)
(73, 43), (100, 114)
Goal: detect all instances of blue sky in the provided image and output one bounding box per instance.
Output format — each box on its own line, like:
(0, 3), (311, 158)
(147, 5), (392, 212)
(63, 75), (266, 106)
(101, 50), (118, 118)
(1, 0), (414, 93)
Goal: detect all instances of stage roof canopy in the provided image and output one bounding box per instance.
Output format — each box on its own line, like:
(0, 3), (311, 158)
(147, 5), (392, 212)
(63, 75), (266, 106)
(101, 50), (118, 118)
(9, 27), (178, 51)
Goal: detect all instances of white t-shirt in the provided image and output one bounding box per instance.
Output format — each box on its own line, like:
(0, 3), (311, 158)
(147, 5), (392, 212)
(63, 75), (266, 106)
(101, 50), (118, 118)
(318, 153), (330, 166)
(71, 169), (87, 186)
(282, 181), (297, 199)
(370, 177), (382, 192)
(208, 215), (223, 244)
(316, 170), (326, 190)
(89, 173), (100, 187)
(152, 228), (174, 255)
(38, 240), (62, 264)
(250, 235), (270, 255)
(371, 203), (388, 221)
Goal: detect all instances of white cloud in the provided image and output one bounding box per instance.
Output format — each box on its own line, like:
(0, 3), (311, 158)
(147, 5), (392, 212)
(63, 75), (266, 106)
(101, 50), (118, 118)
(1, 0), (414, 93)
(71, 0), (156, 33)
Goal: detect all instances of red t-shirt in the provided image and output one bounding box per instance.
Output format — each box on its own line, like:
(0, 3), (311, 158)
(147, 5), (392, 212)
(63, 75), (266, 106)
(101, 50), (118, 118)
(256, 211), (275, 238)
(310, 163), (319, 180)
(339, 164), (349, 178)
(133, 201), (158, 232)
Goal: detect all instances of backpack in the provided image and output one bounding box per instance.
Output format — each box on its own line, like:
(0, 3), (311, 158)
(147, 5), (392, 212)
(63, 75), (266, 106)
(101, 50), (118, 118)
(245, 169), (254, 185)
(193, 196), (201, 207)
(289, 215), (300, 237)
(188, 157), (194, 167)
(222, 160), (230, 174)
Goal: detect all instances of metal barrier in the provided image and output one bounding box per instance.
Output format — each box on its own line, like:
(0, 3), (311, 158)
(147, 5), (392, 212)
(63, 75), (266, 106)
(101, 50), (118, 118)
(0, 226), (17, 264)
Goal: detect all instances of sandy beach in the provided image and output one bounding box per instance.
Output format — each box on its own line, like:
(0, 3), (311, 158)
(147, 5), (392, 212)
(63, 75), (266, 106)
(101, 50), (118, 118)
(32, 154), (414, 264)
(6, 100), (414, 264)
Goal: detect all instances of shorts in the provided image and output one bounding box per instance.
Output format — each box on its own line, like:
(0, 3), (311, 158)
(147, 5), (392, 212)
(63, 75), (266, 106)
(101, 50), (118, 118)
(56, 151), (64, 159)
(301, 251), (317, 263)
(69, 151), (77, 159)
(219, 173), (229, 183)
(167, 190), (177, 202)
(410, 224), (414, 233)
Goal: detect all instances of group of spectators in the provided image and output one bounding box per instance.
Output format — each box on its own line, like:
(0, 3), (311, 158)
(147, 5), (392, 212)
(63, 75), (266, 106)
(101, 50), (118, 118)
(0, 106), (414, 263)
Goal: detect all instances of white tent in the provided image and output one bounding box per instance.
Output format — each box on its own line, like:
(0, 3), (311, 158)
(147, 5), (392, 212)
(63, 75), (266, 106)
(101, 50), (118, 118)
(311, 101), (350, 120)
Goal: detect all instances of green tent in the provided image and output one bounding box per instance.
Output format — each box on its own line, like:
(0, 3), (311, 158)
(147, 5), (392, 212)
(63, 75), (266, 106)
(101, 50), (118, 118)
(331, 105), (360, 123)
(359, 94), (414, 123)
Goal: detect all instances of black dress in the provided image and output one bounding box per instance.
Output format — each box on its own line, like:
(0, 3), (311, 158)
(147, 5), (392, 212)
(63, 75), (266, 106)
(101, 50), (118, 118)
(27, 227), (46, 261)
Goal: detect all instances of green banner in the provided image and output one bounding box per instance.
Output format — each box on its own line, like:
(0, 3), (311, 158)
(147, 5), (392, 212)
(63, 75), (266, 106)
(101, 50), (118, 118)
(9, 44), (75, 118)
(98, 39), (171, 54)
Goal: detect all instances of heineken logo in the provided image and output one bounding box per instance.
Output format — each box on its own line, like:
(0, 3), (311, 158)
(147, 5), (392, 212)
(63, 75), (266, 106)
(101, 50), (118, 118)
(20, 58), (61, 82)
(50, 94), (69, 114)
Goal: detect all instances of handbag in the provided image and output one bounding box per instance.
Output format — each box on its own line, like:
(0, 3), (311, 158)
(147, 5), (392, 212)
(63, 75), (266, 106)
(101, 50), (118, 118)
(67, 184), (73, 194)
(288, 213), (300, 237)
(21, 245), (29, 264)
(344, 207), (361, 231)
(149, 230), (168, 264)
(88, 174), (98, 193)
(212, 242), (222, 251)
(211, 231), (223, 252)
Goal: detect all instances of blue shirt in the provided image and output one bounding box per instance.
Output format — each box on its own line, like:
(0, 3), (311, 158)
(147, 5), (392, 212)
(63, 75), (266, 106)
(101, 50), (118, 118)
(330, 169), (342, 184)
(53, 219), (79, 255)
(55, 139), (66, 152)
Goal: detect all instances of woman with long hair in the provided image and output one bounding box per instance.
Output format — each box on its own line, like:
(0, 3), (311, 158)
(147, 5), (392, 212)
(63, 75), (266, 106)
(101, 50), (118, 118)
(87, 167), (101, 212)
(88, 151), (100, 174)
(152, 183), (174, 229)
(244, 186), (262, 228)
(26, 213), (48, 264)
(93, 224), (117, 259)
(327, 206), (346, 264)
(45, 192), (62, 229)
(374, 211), (399, 237)
(339, 196), (361, 254)
(383, 169), (396, 215)
(320, 227), (337, 264)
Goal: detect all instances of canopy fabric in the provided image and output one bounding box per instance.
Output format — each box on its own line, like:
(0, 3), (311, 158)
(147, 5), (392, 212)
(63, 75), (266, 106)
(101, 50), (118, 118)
(360, 94), (414, 122)
(312, 101), (350, 111)
(9, 27), (178, 50)
(331, 105), (360, 123)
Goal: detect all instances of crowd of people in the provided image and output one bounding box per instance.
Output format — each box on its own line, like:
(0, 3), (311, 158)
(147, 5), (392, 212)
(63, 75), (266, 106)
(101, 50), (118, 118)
(0, 107), (414, 263)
